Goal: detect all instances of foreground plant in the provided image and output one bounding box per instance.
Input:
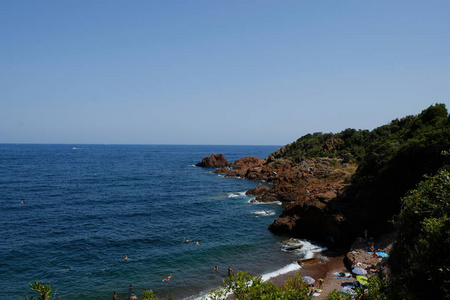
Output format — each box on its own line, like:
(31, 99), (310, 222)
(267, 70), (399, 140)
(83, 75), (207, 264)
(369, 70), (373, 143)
(204, 270), (309, 300)
(23, 280), (54, 300)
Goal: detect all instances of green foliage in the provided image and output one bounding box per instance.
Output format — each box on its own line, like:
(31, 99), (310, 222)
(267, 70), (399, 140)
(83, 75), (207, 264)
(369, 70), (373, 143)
(325, 276), (388, 300)
(204, 271), (309, 300)
(389, 168), (450, 299)
(325, 290), (352, 300)
(23, 281), (54, 300)
(142, 290), (159, 300)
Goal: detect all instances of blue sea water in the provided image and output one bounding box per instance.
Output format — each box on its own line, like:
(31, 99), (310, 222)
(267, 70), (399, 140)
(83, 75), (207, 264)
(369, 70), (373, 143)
(0, 144), (321, 300)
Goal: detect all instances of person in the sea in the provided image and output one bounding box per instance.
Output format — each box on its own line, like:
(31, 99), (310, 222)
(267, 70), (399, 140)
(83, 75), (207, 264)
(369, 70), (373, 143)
(185, 238), (190, 243)
(162, 273), (172, 282)
(113, 291), (117, 300)
(228, 266), (234, 277)
(128, 284), (133, 291)
(124, 254), (128, 261)
(195, 240), (199, 245)
(213, 266), (219, 272)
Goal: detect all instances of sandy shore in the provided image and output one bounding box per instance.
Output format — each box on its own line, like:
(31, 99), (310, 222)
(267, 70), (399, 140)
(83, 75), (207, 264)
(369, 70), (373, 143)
(266, 252), (351, 299)
(266, 234), (393, 299)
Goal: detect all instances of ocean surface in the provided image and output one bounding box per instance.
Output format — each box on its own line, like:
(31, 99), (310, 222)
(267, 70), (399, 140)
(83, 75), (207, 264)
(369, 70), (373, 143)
(0, 144), (323, 300)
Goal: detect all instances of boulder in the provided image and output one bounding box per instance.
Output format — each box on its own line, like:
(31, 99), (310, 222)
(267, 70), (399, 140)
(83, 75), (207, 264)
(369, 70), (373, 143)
(285, 244), (304, 251)
(297, 257), (319, 266)
(246, 186), (270, 195)
(196, 154), (229, 168)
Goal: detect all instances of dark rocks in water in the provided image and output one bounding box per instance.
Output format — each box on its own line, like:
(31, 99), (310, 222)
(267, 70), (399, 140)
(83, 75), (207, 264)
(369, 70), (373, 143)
(246, 186), (270, 196)
(297, 257), (319, 266)
(251, 194), (280, 203)
(196, 154), (229, 168)
(285, 244), (304, 251)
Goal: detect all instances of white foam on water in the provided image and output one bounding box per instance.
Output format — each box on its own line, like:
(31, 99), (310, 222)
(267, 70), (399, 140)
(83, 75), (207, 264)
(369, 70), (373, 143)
(228, 191), (247, 198)
(251, 210), (276, 216)
(248, 199), (282, 205)
(261, 261), (302, 282)
(282, 239), (325, 259)
(187, 288), (232, 300)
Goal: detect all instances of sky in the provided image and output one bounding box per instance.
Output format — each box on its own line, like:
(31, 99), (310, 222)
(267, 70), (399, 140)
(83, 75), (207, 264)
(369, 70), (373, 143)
(1, 0), (449, 145)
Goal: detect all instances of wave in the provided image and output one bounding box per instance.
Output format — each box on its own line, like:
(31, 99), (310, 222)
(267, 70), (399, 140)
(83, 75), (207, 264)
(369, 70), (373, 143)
(261, 261), (302, 282)
(251, 210), (276, 216)
(281, 239), (325, 259)
(247, 199), (282, 205)
(227, 191), (247, 198)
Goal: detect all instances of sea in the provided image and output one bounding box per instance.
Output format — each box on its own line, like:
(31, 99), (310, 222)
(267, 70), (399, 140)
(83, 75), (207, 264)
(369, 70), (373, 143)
(0, 144), (324, 300)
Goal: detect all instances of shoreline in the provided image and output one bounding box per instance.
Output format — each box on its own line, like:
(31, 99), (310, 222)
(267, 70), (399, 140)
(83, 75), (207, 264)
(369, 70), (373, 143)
(215, 250), (349, 300)
(267, 252), (348, 300)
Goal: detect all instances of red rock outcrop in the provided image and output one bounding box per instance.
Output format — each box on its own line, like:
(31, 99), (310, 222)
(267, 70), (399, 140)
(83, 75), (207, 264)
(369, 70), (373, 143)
(246, 185), (270, 196)
(199, 152), (361, 246)
(196, 154), (229, 168)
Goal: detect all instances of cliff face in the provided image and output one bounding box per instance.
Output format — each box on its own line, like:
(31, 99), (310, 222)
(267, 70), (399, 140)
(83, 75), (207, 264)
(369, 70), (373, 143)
(205, 154), (360, 246)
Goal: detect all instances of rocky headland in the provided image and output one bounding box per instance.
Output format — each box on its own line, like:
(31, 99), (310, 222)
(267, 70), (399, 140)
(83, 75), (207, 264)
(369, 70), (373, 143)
(198, 148), (362, 248)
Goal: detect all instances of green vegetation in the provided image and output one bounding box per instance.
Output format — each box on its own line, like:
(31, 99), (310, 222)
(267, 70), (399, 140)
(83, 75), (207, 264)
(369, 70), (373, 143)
(389, 168), (450, 299)
(350, 103), (450, 224)
(142, 290), (159, 300)
(23, 281), (54, 300)
(272, 104), (450, 234)
(204, 271), (310, 300)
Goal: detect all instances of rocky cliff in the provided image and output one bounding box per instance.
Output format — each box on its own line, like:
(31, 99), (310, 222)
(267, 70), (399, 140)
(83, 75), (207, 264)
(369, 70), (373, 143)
(198, 152), (364, 247)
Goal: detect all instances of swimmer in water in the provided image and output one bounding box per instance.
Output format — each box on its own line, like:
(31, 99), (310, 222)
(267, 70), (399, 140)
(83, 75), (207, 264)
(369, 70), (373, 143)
(162, 273), (172, 281)
(213, 266), (219, 272)
(124, 254), (128, 261)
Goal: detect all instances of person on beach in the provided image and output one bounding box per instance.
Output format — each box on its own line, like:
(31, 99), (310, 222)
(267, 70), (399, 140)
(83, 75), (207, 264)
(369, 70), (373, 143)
(318, 278), (324, 290)
(351, 258), (361, 268)
(163, 273), (172, 281)
(228, 266), (234, 277)
(213, 266), (219, 272)
(307, 284), (315, 297)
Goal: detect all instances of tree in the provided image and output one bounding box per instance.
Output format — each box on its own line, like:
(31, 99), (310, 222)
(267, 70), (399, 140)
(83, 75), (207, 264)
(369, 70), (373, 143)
(389, 168), (450, 299)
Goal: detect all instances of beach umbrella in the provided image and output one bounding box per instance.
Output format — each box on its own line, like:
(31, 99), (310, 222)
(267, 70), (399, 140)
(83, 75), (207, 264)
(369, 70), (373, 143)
(356, 275), (368, 286)
(339, 286), (356, 295)
(302, 276), (315, 284)
(352, 267), (367, 275)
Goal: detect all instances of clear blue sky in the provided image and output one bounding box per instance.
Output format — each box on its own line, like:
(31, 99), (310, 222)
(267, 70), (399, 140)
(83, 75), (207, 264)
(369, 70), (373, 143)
(1, 0), (449, 145)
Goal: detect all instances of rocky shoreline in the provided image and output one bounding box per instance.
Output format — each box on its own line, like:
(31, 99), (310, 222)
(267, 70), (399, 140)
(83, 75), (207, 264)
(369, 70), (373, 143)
(198, 152), (360, 247)
(196, 152), (393, 298)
